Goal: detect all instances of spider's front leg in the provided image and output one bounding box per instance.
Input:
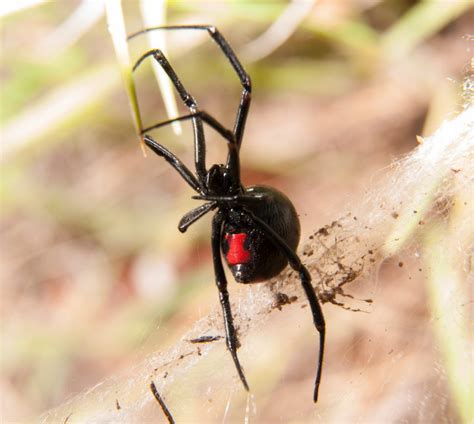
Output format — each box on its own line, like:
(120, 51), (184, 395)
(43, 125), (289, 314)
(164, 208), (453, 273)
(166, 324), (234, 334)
(211, 210), (250, 392)
(143, 135), (202, 193)
(127, 25), (252, 147)
(131, 48), (207, 182)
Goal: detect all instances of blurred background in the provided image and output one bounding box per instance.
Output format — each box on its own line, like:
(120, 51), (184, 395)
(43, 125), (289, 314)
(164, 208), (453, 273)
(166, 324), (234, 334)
(1, 1), (472, 423)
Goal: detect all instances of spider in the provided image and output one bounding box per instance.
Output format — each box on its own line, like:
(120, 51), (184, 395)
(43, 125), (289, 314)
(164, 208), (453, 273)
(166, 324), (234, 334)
(127, 25), (325, 403)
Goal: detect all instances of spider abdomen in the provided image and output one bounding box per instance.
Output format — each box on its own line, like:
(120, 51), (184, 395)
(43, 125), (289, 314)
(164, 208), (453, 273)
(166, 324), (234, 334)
(221, 185), (301, 283)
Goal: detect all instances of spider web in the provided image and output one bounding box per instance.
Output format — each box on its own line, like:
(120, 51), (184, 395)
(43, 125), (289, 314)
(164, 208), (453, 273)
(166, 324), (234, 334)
(39, 104), (473, 423)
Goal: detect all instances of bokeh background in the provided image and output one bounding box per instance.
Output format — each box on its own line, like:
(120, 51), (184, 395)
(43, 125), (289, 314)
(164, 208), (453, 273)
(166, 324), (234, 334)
(1, 1), (472, 423)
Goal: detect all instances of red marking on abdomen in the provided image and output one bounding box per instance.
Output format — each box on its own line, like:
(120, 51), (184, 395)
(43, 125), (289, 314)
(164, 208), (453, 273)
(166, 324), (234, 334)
(225, 233), (251, 265)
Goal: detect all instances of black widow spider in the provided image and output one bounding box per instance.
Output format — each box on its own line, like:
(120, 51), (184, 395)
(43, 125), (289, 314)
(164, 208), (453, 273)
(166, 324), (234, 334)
(127, 25), (325, 403)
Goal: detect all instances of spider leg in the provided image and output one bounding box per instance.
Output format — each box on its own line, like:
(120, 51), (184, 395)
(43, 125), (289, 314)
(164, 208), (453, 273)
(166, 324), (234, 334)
(132, 48), (206, 182)
(150, 381), (175, 424)
(143, 111), (241, 186)
(144, 111), (235, 143)
(128, 25), (252, 147)
(192, 193), (267, 203)
(143, 134), (202, 193)
(212, 210), (250, 393)
(178, 201), (217, 233)
(242, 210), (325, 403)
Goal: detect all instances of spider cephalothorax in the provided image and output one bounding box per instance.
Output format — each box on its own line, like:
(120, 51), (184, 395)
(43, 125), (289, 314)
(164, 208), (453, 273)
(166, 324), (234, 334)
(206, 164), (238, 195)
(128, 25), (325, 403)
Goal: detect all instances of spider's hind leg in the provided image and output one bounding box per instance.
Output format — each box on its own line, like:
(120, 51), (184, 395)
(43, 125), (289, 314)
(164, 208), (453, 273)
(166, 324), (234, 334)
(242, 211), (325, 403)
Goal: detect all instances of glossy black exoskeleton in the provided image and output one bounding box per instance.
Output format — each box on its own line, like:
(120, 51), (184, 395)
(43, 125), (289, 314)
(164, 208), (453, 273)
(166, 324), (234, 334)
(127, 25), (325, 403)
(221, 185), (300, 283)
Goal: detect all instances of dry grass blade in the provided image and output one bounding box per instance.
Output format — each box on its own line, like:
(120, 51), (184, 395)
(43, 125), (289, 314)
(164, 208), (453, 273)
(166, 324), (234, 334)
(105, 0), (143, 147)
(241, 0), (316, 62)
(381, 0), (472, 60)
(0, 0), (48, 17)
(37, 0), (104, 57)
(1, 65), (117, 161)
(139, 0), (182, 135)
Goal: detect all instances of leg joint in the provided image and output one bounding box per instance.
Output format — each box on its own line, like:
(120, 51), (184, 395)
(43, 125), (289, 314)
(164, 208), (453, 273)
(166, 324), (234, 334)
(152, 49), (164, 60)
(242, 77), (252, 92)
(206, 25), (217, 35)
